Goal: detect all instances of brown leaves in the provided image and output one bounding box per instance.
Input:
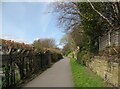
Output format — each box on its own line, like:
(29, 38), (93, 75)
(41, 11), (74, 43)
(2, 39), (32, 50)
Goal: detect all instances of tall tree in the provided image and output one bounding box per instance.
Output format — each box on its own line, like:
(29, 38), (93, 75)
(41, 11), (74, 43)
(53, 2), (120, 64)
(33, 38), (57, 52)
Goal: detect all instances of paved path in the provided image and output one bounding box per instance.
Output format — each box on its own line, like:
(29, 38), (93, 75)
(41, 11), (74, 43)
(24, 58), (74, 87)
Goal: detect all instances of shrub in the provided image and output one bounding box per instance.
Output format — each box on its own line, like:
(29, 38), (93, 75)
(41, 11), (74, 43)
(77, 50), (90, 66)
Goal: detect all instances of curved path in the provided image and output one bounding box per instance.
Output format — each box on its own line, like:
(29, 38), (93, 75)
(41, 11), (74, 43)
(23, 58), (74, 87)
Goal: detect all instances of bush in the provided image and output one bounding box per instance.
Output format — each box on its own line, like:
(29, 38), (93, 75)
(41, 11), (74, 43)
(77, 50), (90, 66)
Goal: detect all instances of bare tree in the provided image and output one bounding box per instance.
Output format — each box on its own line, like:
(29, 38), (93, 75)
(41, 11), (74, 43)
(53, 2), (81, 32)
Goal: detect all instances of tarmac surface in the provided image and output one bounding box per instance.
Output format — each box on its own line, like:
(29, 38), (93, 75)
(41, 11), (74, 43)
(23, 58), (74, 87)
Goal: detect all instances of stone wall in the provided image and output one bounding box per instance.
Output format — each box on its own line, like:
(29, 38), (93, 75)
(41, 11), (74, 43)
(88, 56), (119, 87)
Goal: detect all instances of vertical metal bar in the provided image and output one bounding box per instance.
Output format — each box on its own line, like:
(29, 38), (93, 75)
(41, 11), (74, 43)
(108, 31), (111, 46)
(99, 36), (100, 51)
(0, 3), (2, 87)
(9, 51), (13, 87)
(0, 44), (2, 89)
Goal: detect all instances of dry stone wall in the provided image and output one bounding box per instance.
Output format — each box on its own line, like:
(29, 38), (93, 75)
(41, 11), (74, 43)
(88, 56), (119, 87)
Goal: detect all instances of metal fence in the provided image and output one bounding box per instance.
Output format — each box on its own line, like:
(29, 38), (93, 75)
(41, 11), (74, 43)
(1, 39), (63, 89)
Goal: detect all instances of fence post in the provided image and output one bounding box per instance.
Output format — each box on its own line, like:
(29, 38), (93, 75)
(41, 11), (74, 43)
(108, 30), (111, 46)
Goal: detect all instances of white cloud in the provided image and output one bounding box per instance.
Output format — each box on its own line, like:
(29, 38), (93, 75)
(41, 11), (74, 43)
(1, 0), (63, 2)
(2, 19), (27, 43)
(1, 34), (27, 43)
(2, 0), (119, 2)
(34, 38), (39, 40)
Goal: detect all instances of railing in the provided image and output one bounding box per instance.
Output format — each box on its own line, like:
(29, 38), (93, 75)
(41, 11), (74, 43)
(1, 39), (63, 89)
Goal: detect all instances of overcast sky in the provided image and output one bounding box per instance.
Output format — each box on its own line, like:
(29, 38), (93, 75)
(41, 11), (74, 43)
(1, 2), (65, 48)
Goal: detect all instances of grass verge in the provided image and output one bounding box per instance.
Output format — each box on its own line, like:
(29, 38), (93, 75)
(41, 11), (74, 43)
(70, 58), (108, 87)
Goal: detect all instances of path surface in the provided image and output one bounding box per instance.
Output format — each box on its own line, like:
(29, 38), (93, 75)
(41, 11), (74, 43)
(23, 58), (74, 87)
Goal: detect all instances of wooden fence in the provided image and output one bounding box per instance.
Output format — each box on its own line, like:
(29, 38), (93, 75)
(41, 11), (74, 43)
(1, 39), (63, 89)
(99, 29), (120, 51)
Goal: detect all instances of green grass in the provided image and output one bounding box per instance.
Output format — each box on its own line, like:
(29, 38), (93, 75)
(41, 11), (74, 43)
(70, 58), (107, 87)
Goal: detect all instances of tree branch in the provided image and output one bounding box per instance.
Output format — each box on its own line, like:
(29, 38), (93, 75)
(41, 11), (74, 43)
(87, 0), (114, 27)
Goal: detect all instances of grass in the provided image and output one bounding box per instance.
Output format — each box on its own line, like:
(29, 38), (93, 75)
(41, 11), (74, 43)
(70, 58), (107, 87)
